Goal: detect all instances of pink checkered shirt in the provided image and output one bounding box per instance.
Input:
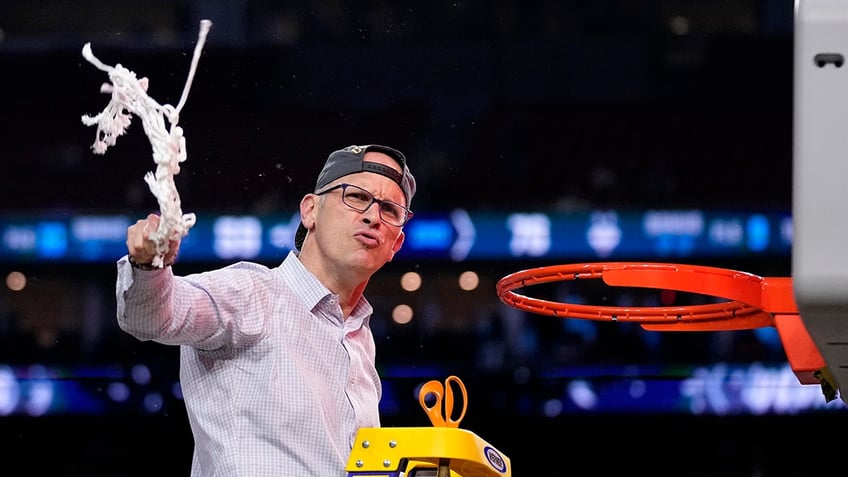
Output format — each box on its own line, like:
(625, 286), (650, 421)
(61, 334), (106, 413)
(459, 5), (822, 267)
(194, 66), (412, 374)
(116, 251), (381, 476)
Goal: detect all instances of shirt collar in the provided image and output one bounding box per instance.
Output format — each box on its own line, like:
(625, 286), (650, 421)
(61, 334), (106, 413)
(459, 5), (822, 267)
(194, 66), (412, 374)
(279, 251), (374, 324)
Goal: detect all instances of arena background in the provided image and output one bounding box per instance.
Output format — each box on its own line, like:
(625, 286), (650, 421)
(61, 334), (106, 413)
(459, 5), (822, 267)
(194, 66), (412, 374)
(1, 1), (845, 475)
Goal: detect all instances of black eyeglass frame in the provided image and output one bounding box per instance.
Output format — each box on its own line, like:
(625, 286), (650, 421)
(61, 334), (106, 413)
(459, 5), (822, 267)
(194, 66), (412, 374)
(316, 183), (414, 227)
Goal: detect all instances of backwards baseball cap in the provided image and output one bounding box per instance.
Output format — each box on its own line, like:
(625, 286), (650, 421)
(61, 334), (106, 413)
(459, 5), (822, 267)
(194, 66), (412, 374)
(294, 144), (416, 250)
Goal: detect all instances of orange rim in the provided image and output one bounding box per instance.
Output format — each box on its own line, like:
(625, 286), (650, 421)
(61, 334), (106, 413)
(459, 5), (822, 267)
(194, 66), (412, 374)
(496, 262), (776, 328)
(495, 262), (830, 385)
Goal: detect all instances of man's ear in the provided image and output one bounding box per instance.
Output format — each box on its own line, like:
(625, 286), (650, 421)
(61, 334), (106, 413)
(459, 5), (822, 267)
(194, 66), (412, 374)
(389, 230), (405, 260)
(300, 194), (318, 230)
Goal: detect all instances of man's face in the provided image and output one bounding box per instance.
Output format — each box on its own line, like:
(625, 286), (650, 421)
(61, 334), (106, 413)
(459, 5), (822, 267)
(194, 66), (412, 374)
(309, 151), (407, 274)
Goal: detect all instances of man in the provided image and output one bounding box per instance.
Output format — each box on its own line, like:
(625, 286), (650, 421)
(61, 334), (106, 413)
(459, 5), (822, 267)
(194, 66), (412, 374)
(116, 144), (415, 476)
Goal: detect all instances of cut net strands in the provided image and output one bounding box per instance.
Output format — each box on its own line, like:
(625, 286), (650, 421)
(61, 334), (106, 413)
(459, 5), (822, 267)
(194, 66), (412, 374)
(80, 19), (213, 268)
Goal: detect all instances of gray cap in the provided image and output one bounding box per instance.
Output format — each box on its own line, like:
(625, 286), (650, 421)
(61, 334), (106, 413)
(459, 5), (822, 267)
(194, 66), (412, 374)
(294, 144), (416, 250)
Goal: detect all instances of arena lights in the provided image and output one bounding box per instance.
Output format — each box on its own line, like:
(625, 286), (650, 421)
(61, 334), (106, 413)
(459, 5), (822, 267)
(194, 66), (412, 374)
(5, 271), (26, 291)
(392, 304), (414, 325)
(506, 212), (551, 257)
(586, 211), (621, 257)
(458, 271), (480, 291)
(400, 271), (422, 292)
(0, 362), (840, 416)
(212, 215), (263, 259)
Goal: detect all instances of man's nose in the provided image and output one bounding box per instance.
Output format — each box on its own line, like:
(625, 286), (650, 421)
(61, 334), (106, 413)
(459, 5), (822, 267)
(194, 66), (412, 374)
(361, 200), (381, 223)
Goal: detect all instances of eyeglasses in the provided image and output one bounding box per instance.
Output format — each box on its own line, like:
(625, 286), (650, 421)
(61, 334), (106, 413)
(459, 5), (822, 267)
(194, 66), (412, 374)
(317, 183), (413, 227)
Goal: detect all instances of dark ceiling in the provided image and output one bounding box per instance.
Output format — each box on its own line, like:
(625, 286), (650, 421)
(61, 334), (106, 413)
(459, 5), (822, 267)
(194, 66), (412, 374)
(0, 0), (795, 214)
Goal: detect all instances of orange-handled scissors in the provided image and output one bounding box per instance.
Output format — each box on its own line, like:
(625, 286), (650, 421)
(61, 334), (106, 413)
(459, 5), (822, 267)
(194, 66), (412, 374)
(418, 375), (468, 428)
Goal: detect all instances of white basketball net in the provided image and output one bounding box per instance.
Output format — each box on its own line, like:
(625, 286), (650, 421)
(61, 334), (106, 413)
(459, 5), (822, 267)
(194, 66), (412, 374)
(81, 20), (213, 268)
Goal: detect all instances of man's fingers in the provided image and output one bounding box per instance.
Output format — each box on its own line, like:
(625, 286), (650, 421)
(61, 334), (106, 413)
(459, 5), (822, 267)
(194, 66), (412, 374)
(126, 214), (182, 266)
(127, 217), (159, 262)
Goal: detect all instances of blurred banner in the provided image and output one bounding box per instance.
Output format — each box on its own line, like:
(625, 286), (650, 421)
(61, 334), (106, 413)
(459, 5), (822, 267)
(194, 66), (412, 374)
(0, 208), (792, 264)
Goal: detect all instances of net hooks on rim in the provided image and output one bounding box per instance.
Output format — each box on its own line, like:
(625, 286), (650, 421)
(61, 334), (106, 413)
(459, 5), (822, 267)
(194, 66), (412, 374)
(496, 262), (831, 392)
(495, 262), (798, 331)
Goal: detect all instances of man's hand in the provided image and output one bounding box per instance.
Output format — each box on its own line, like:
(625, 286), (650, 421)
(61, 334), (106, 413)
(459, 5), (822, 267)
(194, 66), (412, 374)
(126, 213), (181, 267)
